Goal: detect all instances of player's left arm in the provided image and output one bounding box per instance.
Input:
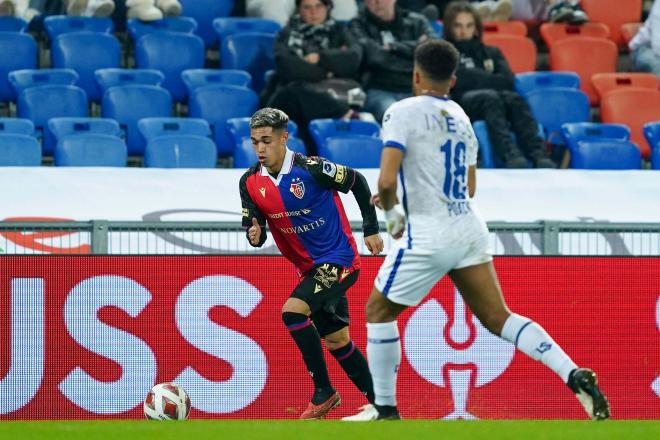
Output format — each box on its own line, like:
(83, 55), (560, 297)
(466, 120), (479, 198)
(468, 165), (477, 198)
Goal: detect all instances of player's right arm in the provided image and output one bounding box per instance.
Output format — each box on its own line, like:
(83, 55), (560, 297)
(239, 172), (267, 247)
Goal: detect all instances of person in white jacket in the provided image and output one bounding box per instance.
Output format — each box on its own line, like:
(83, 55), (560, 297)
(630, 0), (660, 77)
(247, 0), (357, 25)
(0, 0), (181, 22)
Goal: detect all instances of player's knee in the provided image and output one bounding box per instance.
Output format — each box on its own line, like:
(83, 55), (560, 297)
(365, 297), (393, 323)
(325, 335), (350, 351)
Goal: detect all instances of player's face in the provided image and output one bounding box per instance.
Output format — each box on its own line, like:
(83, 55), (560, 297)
(299, 0), (329, 25)
(250, 126), (288, 171)
(451, 12), (477, 41)
(365, 0), (396, 22)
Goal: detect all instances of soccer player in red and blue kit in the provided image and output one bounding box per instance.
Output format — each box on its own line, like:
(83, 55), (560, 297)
(239, 108), (384, 419)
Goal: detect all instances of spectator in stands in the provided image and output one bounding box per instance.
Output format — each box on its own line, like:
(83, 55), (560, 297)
(350, 0), (435, 122)
(247, 0), (358, 26)
(630, 0), (660, 77)
(267, 0), (365, 154)
(126, 0), (182, 21)
(472, 0), (513, 22)
(2, 0), (115, 21)
(444, 1), (556, 168)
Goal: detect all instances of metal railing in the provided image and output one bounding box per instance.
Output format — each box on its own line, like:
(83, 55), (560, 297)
(0, 221), (659, 256)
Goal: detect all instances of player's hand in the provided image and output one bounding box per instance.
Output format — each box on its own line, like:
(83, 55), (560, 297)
(364, 233), (384, 255)
(371, 194), (400, 210)
(248, 217), (261, 245)
(384, 205), (406, 239)
(304, 53), (320, 64)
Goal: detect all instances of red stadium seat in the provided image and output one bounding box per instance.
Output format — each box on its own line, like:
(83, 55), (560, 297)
(591, 72), (659, 101)
(550, 37), (618, 105)
(540, 22), (610, 48)
(581, 0), (643, 46)
(482, 34), (537, 74)
(620, 22), (643, 46)
(600, 88), (660, 159)
(482, 20), (527, 36)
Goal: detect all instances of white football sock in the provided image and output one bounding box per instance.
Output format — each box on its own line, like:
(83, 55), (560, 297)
(366, 321), (401, 407)
(501, 313), (577, 383)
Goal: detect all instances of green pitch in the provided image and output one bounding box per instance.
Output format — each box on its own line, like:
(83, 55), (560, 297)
(1, 420), (658, 440)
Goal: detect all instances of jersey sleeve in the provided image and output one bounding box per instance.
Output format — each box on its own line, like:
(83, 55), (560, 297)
(381, 103), (409, 151)
(306, 156), (355, 194)
(239, 171), (267, 238)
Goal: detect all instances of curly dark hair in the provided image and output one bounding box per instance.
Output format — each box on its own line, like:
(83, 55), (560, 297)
(295, 0), (333, 10)
(415, 39), (460, 82)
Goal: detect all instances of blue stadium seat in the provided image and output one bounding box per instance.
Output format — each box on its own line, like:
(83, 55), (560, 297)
(9, 68), (79, 96)
(226, 117), (298, 141)
(49, 117), (120, 141)
(561, 122), (640, 169)
(515, 71), (581, 96)
(179, 0), (235, 48)
(233, 136), (306, 168)
(127, 16), (197, 41)
(94, 68), (164, 95)
(188, 85), (259, 157)
(0, 118), (35, 136)
(138, 117), (212, 142)
(309, 119), (381, 151)
(221, 32), (275, 92)
(0, 134), (41, 166)
(144, 134), (217, 168)
(319, 135), (382, 168)
(135, 32), (205, 102)
(0, 17), (27, 32)
(643, 121), (660, 170)
(101, 85), (173, 155)
(525, 87), (590, 142)
(182, 69), (252, 94)
(44, 16), (114, 41)
(0, 33), (37, 103)
(51, 32), (121, 102)
(429, 20), (443, 37)
(213, 17), (281, 45)
(472, 121), (497, 168)
(54, 134), (127, 167)
(17, 84), (88, 155)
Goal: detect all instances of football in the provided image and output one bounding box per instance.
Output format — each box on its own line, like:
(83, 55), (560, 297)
(143, 383), (191, 420)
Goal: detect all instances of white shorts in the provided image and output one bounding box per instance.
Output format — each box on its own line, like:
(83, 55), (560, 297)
(374, 212), (493, 306)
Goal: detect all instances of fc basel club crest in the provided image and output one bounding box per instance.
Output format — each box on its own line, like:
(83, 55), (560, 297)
(290, 177), (305, 199)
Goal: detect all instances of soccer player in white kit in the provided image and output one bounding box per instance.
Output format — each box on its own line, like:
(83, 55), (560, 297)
(344, 39), (610, 421)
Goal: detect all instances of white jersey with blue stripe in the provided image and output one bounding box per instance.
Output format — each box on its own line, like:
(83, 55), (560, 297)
(381, 95), (479, 240)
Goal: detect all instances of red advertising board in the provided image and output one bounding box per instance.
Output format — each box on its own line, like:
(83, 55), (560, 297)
(0, 256), (658, 420)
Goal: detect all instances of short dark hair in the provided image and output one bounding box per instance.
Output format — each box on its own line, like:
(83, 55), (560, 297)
(295, 0), (333, 9)
(443, 1), (484, 42)
(414, 39), (459, 82)
(249, 108), (289, 131)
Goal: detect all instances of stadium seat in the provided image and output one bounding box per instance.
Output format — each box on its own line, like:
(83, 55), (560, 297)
(138, 117), (212, 142)
(620, 23), (642, 46)
(0, 17), (27, 32)
(515, 71), (580, 97)
(101, 85), (173, 155)
(482, 20), (527, 36)
(591, 72), (659, 101)
(600, 88), (660, 159)
(308, 119), (380, 151)
(526, 88), (590, 142)
(17, 84), (88, 155)
(549, 37), (618, 105)
(540, 22), (610, 48)
(643, 122), (660, 170)
(0, 134), (41, 166)
(0, 118), (34, 136)
(472, 121), (497, 168)
(318, 135), (382, 168)
(0, 33), (37, 103)
(226, 117), (298, 141)
(233, 136), (306, 168)
(49, 117), (121, 141)
(44, 15), (114, 41)
(581, 0), (643, 45)
(94, 68), (164, 95)
(135, 32), (205, 102)
(144, 134), (217, 168)
(179, 0), (235, 48)
(213, 17), (281, 45)
(127, 16), (197, 41)
(51, 32), (121, 102)
(8, 68), (79, 96)
(182, 69), (252, 94)
(429, 20), (443, 37)
(188, 85), (259, 157)
(561, 122), (640, 169)
(221, 32), (276, 92)
(481, 34), (536, 74)
(54, 133), (127, 167)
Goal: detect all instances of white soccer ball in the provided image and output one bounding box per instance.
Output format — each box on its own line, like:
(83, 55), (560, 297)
(143, 382), (191, 420)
